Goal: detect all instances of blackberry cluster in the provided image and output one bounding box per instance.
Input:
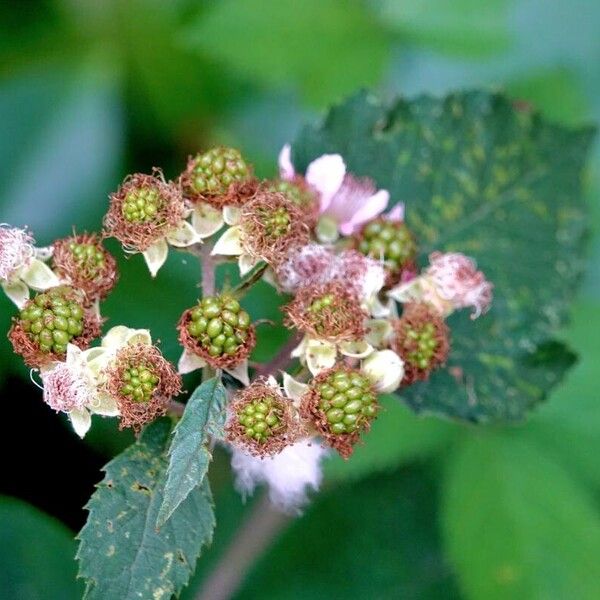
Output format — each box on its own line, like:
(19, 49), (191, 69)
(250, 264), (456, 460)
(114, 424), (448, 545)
(357, 219), (416, 276)
(186, 295), (251, 358)
(119, 363), (160, 403)
(236, 396), (283, 443)
(401, 322), (439, 370)
(185, 147), (251, 196)
(316, 369), (377, 435)
(122, 186), (161, 223)
(67, 241), (106, 276)
(268, 180), (315, 213)
(18, 287), (85, 355)
(257, 205), (291, 238)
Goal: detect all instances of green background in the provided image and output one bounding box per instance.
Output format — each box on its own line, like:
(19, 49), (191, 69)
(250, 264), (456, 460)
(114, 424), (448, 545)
(1, 1), (599, 598)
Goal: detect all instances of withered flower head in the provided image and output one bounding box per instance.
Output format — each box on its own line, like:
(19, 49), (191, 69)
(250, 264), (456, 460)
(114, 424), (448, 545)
(267, 178), (319, 227)
(180, 146), (257, 208)
(52, 233), (118, 302)
(103, 172), (185, 251)
(354, 218), (417, 285)
(391, 303), (450, 385)
(283, 281), (366, 343)
(300, 365), (379, 459)
(104, 343), (181, 432)
(8, 285), (102, 368)
(239, 189), (310, 266)
(226, 379), (300, 457)
(178, 293), (256, 370)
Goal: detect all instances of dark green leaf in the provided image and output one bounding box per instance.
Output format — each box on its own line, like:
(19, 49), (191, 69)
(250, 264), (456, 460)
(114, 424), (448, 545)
(0, 496), (83, 599)
(442, 433), (600, 599)
(77, 419), (215, 600)
(157, 378), (227, 527)
(293, 90), (595, 421)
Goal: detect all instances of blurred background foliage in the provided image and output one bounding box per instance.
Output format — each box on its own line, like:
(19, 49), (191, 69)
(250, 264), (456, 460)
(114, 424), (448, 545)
(0, 1), (599, 598)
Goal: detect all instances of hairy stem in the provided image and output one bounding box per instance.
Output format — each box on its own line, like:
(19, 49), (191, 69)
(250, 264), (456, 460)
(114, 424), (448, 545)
(199, 241), (216, 297)
(195, 493), (290, 600)
(253, 332), (303, 380)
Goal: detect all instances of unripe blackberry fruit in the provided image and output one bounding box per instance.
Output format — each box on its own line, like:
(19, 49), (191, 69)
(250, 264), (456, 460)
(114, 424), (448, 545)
(52, 233), (118, 302)
(8, 285), (101, 368)
(226, 380), (299, 456)
(104, 172), (185, 251)
(178, 294), (256, 369)
(283, 281), (366, 343)
(301, 366), (379, 458)
(267, 179), (318, 224)
(181, 147), (256, 208)
(391, 303), (450, 384)
(355, 219), (416, 283)
(105, 343), (181, 432)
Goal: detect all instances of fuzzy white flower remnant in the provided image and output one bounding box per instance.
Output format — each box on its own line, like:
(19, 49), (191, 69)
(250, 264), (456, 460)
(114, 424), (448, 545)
(0, 224), (35, 281)
(231, 439), (328, 514)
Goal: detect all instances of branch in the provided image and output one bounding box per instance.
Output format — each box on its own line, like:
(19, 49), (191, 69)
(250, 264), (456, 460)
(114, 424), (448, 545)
(253, 332), (303, 380)
(194, 493), (290, 600)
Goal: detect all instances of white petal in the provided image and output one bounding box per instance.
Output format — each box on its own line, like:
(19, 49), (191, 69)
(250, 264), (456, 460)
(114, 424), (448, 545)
(192, 203), (225, 238)
(224, 360), (250, 386)
(88, 392), (120, 416)
(370, 295), (393, 318)
(166, 220), (199, 247)
(266, 375), (279, 388)
(102, 326), (151, 350)
(306, 154), (346, 212)
(19, 259), (60, 290)
(305, 340), (337, 376)
(315, 216), (339, 244)
(362, 350), (405, 393)
(282, 372), (309, 404)
(177, 349), (206, 374)
(278, 144), (295, 180)
(65, 343), (84, 365)
(365, 319), (393, 347)
(239, 254), (260, 276)
(69, 408), (92, 438)
(142, 238), (169, 277)
(388, 279), (423, 303)
(339, 340), (373, 358)
(223, 206), (242, 226)
(211, 226), (243, 256)
(290, 336), (308, 358)
(34, 246), (54, 261)
(2, 280), (29, 308)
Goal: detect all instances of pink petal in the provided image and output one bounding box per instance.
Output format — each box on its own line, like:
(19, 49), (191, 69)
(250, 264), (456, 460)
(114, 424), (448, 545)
(339, 190), (389, 236)
(386, 203), (405, 222)
(278, 144), (295, 180)
(306, 154), (346, 212)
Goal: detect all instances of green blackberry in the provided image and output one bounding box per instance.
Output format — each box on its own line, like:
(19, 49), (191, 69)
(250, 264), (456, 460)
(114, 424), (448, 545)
(315, 369), (378, 435)
(268, 180), (316, 213)
(356, 219), (416, 277)
(185, 147), (251, 197)
(67, 241), (106, 276)
(18, 287), (85, 355)
(121, 186), (162, 223)
(236, 396), (283, 443)
(119, 363), (160, 403)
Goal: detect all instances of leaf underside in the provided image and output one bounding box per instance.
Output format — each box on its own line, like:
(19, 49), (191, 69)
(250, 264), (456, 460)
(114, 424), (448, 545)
(293, 90), (594, 422)
(76, 419), (215, 600)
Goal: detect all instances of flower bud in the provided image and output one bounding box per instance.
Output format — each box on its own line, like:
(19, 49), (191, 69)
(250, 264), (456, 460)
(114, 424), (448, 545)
(180, 147), (257, 208)
(226, 379), (300, 457)
(301, 366), (379, 458)
(177, 293), (256, 369)
(8, 285), (101, 368)
(104, 343), (181, 432)
(391, 303), (450, 384)
(103, 172), (186, 251)
(283, 281), (366, 343)
(52, 233), (118, 302)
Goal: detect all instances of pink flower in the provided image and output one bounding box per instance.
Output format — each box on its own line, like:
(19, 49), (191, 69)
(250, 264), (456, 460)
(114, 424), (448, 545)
(41, 360), (94, 413)
(278, 145), (389, 240)
(425, 252), (493, 319)
(0, 224), (34, 281)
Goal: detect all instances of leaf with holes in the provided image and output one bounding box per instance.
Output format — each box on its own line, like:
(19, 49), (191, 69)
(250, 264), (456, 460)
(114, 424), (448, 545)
(76, 419), (215, 600)
(157, 377), (227, 527)
(293, 91), (594, 421)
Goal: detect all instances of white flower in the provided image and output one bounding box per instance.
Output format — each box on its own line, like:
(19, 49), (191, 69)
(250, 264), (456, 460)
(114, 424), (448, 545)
(361, 349), (405, 393)
(230, 439), (328, 514)
(0, 224), (59, 308)
(177, 348), (250, 386)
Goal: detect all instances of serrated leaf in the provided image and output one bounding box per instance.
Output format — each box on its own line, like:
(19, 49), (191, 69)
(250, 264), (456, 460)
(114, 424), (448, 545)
(77, 419), (215, 600)
(442, 433), (600, 599)
(157, 378), (227, 527)
(293, 90), (594, 421)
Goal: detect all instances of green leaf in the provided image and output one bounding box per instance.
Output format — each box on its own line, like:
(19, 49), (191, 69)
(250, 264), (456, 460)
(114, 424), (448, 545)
(442, 433), (600, 599)
(293, 90), (595, 421)
(0, 496), (83, 599)
(77, 419), (215, 600)
(183, 0), (390, 105)
(157, 378), (227, 527)
(324, 394), (456, 482)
